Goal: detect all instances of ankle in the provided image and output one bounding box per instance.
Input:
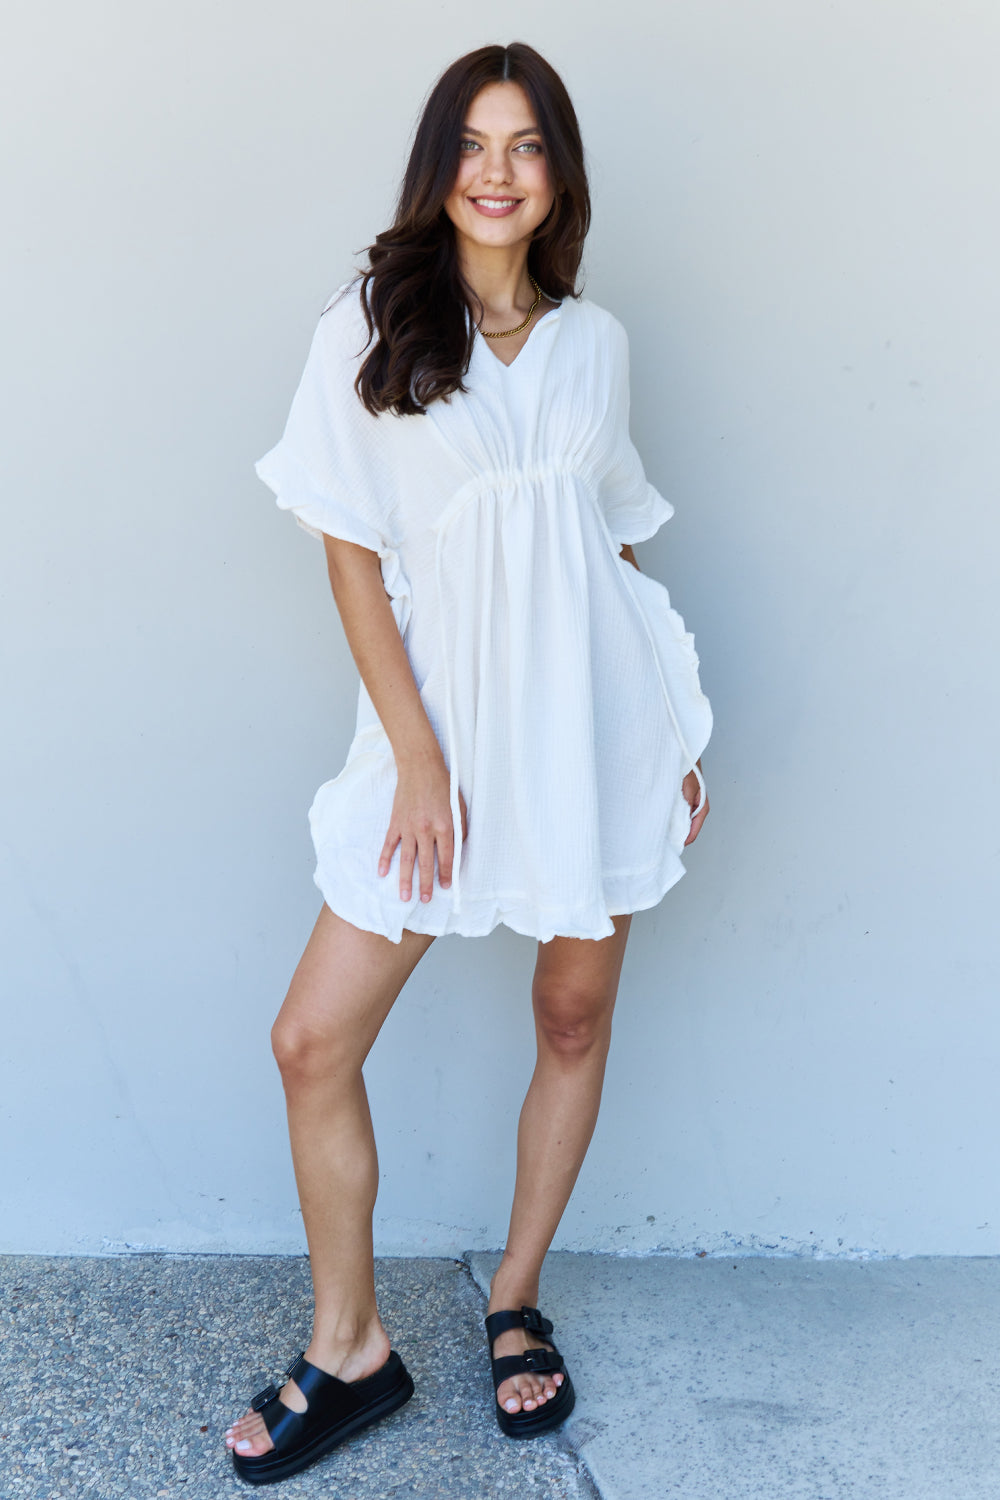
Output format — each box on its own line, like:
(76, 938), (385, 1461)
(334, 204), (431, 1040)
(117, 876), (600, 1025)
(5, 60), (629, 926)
(488, 1260), (541, 1313)
(306, 1313), (388, 1372)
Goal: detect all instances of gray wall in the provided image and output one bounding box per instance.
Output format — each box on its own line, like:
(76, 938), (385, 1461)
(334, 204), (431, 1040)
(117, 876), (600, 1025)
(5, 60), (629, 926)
(3, 0), (998, 1257)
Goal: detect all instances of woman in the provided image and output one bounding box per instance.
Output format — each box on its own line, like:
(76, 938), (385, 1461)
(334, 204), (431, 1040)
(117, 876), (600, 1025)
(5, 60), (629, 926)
(226, 41), (711, 1486)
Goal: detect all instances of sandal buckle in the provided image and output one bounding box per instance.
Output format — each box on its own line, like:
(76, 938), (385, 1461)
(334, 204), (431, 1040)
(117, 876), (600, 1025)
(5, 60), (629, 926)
(521, 1307), (553, 1336)
(250, 1383), (279, 1412)
(523, 1349), (561, 1373)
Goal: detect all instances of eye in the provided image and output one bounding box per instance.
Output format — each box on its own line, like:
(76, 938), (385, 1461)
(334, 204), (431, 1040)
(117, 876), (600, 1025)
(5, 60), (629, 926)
(515, 141), (543, 154)
(459, 138), (482, 153)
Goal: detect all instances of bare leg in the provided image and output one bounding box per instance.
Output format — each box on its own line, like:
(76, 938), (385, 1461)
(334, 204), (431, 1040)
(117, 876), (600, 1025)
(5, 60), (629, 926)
(226, 905), (434, 1457)
(488, 914), (632, 1416)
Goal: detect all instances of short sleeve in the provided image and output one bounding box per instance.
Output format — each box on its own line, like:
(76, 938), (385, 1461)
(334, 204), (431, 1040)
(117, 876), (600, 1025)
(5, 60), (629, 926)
(597, 321), (675, 546)
(255, 284), (392, 553)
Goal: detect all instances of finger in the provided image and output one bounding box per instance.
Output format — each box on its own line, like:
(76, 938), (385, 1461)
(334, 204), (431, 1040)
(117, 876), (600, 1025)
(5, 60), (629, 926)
(417, 835), (435, 904)
(437, 822), (455, 889)
(685, 799), (710, 847)
(378, 826), (399, 878)
(398, 840), (416, 901)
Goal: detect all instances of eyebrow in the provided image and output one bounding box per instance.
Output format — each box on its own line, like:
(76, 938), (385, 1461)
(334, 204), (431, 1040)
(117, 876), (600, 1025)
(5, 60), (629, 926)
(462, 126), (542, 140)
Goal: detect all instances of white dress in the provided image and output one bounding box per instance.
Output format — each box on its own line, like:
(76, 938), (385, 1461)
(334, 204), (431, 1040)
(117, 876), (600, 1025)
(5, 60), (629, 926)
(256, 282), (712, 944)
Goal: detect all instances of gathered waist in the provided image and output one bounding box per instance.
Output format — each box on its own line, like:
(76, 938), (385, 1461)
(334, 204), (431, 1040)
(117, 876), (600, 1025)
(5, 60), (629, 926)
(431, 463), (594, 537)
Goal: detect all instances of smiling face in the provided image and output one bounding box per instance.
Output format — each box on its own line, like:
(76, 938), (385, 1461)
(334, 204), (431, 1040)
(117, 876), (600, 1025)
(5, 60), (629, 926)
(442, 81), (556, 256)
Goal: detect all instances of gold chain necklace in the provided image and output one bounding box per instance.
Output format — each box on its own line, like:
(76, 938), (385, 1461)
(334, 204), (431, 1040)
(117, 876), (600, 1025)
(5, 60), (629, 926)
(481, 275), (543, 339)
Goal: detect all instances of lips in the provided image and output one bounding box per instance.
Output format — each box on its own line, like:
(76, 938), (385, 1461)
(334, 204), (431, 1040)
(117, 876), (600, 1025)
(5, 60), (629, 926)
(468, 197), (523, 217)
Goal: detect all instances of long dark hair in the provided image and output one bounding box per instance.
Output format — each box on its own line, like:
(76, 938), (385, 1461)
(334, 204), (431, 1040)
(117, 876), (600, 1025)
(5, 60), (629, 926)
(352, 43), (590, 417)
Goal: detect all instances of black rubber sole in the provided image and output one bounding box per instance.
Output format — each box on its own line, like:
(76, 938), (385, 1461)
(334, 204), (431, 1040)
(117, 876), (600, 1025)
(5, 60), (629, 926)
(232, 1368), (414, 1485)
(496, 1372), (575, 1440)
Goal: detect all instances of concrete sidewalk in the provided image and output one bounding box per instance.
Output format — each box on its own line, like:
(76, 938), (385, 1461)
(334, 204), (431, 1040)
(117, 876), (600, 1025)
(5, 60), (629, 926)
(4, 1252), (999, 1499)
(471, 1252), (1000, 1500)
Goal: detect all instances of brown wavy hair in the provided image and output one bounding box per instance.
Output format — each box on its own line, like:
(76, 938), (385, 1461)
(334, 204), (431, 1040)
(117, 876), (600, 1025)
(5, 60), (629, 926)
(351, 43), (590, 417)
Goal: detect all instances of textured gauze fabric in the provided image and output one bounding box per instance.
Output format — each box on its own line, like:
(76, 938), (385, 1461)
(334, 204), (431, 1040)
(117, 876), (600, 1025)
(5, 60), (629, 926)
(255, 282), (712, 943)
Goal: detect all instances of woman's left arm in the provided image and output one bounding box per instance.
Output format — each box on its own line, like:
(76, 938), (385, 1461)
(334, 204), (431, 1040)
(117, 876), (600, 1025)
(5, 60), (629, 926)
(619, 543), (639, 570)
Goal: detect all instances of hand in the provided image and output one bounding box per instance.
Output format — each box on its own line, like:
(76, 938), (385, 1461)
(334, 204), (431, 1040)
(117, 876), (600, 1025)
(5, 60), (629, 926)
(378, 756), (469, 903)
(682, 760), (709, 847)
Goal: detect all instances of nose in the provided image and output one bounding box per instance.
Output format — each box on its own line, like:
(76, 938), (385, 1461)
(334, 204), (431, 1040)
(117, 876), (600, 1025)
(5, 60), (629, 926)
(480, 144), (512, 186)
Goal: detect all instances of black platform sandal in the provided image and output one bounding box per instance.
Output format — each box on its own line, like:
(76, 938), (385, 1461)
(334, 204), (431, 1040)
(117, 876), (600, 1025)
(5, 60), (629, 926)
(485, 1305), (576, 1439)
(231, 1349), (414, 1485)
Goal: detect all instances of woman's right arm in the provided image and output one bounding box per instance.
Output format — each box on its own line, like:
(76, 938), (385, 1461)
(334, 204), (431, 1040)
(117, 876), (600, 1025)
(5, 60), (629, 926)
(322, 534), (466, 905)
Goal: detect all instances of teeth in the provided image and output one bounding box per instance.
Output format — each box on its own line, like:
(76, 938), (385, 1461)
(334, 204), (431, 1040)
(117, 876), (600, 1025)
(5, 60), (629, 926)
(474, 198), (518, 208)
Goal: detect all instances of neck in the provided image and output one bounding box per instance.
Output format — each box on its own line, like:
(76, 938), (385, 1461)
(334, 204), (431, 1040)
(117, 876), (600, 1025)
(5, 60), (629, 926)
(456, 239), (535, 317)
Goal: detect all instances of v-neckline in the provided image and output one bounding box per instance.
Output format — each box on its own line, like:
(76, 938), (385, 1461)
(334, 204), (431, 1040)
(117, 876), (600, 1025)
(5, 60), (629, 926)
(476, 304), (562, 371)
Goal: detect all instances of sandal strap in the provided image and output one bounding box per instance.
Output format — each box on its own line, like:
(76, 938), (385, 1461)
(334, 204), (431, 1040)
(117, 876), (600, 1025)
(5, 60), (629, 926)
(250, 1353), (362, 1452)
(485, 1305), (555, 1345)
(261, 1400), (306, 1449)
(491, 1347), (565, 1385)
(250, 1382), (281, 1413)
(283, 1353), (335, 1405)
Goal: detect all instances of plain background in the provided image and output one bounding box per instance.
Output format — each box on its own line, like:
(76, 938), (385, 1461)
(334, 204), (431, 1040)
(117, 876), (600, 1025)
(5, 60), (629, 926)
(2, 0), (998, 1256)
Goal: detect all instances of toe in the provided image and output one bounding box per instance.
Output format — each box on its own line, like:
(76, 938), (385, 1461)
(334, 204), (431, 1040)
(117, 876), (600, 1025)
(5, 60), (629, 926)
(232, 1429), (274, 1458)
(519, 1377), (540, 1411)
(499, 1379), (521, 1414)
(498, 1376), (522, 1414)
(225, 1410), (274, 1457)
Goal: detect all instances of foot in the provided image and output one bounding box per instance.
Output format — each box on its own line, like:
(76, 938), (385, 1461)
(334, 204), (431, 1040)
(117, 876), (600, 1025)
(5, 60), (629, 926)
(485, 1296), (565, 1416)
(224, 1326), (391, 1459)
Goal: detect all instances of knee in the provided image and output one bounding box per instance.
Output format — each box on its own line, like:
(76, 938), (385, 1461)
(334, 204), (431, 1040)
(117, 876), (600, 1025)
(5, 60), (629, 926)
(270, 1012), (352, 1089)
(532, 977), (613, 1062)
(270, 1016), (313, 1083)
